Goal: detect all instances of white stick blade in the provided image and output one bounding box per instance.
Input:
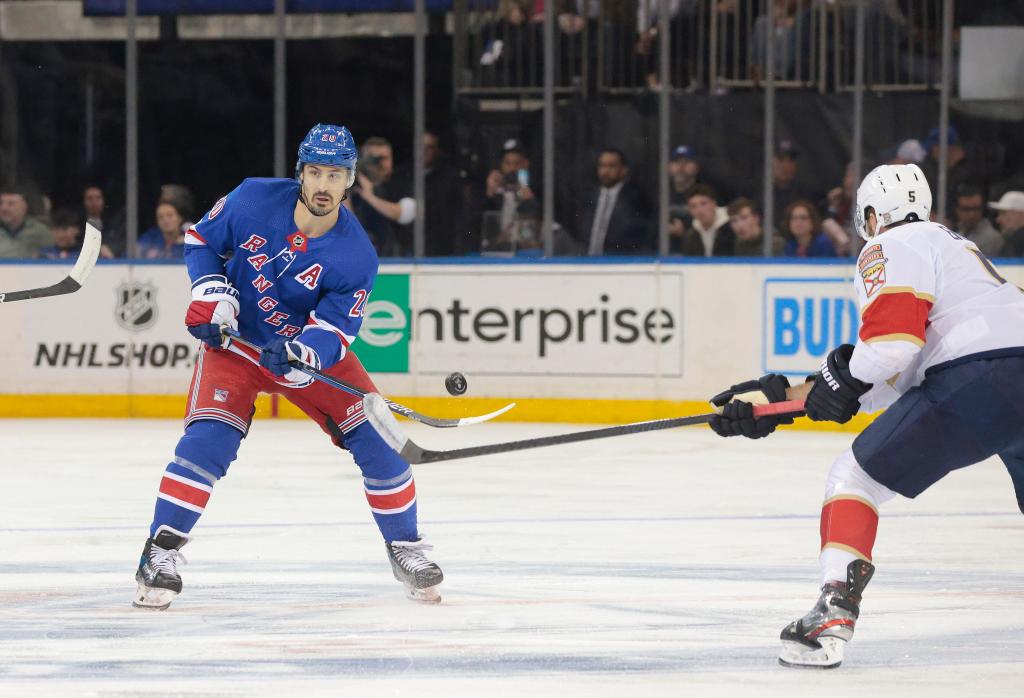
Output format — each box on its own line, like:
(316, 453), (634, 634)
(456, 402), (517, 426)
(71, 223), (103, 285)
(363, 392), (410, 453)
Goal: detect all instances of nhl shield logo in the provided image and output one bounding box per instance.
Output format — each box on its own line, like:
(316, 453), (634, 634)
(115, 281), (158, 331)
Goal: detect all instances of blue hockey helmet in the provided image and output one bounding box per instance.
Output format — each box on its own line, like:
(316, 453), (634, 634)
(295, 123), (357, 188)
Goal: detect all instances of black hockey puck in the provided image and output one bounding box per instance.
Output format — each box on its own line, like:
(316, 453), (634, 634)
(445, 372), (468, 396)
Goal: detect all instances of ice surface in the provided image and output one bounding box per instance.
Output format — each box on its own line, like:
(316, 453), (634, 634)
(1, 418), (1022, 696)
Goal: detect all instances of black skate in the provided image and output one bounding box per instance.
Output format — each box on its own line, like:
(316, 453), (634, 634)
(386, 537), (443, 604)
(779, 559), (875, 669)
(133, 526), (189, 610)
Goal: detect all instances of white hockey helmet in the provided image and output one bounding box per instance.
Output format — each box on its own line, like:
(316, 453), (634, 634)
(854, 164), (932, 240)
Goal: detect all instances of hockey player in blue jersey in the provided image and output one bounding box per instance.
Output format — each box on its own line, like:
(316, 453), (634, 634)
(133, 124), (443, 609)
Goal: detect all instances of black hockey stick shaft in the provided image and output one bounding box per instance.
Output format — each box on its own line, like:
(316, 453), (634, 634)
(399, 401), (806, 464)
(0, 223), (102, 303)
(222, 328), (514, 428)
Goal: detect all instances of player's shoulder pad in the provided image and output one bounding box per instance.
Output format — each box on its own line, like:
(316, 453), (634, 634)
(861, 223), (933, 262)
(236, 177), (299, 200)
(337, 205), (379, 263)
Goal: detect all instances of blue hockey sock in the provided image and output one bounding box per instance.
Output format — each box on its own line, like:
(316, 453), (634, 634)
(345, 420), (419, 542)
(149, 459), (215, 538)
(148, 420), (241, 538)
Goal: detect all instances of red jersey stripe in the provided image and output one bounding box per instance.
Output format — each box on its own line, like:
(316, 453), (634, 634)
(859, 291), (932, 345)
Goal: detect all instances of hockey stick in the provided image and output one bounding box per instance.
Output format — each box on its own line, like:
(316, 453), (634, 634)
(0, 223), (102, 303)
(364, 393), (807, 464)
(222, 328), (515, 428)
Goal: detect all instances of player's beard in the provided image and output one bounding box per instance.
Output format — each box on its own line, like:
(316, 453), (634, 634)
(302, 189), (338, 217)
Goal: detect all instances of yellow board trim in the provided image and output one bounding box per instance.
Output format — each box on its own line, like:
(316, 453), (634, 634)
(0, 394), (876, 432)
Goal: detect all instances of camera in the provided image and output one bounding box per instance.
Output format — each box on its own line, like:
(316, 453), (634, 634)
(358, 154), (385, 181)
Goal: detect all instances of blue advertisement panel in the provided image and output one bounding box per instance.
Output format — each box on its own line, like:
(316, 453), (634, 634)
(762, 277), (859, 377)
(85, 1), (459, 15)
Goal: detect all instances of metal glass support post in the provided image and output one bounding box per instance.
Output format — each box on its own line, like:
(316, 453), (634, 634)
(413, 0), (426, 257)
(851, 0), (865, 255)
(762, 0), (776, 256)
(542, 0), (554, 256)
(658, 0), (670, 256)
(126, 0), (139, 259)
(937, 0), (953, 222)
(274, 0), (286, 178)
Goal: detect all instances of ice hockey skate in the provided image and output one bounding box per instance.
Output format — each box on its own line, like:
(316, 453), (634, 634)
(387, 537), (443, 604)
(778, 560), (874, 669)
(133, 526), (189, 610)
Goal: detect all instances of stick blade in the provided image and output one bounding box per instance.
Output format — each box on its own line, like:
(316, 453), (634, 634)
(363, 393), (410, 453)
(455, 402), (516, 426)
(71, 223), (103, 285)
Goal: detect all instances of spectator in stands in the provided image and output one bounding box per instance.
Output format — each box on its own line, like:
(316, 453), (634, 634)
(0, 185), (53, 258)
(479, 0), (537, 87)
(158, 184), (196, 224)
(40, 210), (83, 260)
(919, 126), (988, 221)
(782, 199), (836, 257)
(578, 148), (651, 255)
(667, 144), (700, 237)
(43, 208), (115, 261)
(771, 140), (815, 228)
(482, 141), (541, 250)
(672, 184), (735, 256)
(729, 197), (782, 256)
(349, 136), (415, 257)
(137, 200), (190, 260)
(990, 191), (1024, 257)
(955, 185), (1003, 257)
(394, 131), (465, 256)
(751, 0), (806, 82)
(889, 139), (927, 165)
(821, 161), (858, 256)
(82, 184), (124, 257)
(634, 0), (699, 90)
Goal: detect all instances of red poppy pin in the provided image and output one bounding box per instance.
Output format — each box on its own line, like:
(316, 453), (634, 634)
(287, 232), (308, 253)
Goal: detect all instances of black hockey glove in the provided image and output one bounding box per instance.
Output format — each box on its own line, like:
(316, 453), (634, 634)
(804, 344), (872, 424)
(708, 374), (793, 439)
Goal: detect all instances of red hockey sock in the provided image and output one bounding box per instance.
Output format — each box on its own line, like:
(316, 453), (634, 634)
(819, 495), (879, 560)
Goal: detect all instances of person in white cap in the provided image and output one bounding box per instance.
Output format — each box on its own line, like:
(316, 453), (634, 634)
(990, 191), (1024, 256)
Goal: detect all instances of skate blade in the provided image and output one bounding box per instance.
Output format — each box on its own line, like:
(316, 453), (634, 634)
(132, 583), (178, 610)
(405, 585), (442, 605)
(778, 637), (845, 669)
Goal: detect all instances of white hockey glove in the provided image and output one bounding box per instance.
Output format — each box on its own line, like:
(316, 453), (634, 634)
(185, 276), (239, 349)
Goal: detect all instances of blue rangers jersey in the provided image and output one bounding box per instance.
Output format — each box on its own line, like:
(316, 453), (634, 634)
(184, 178), (377, 378)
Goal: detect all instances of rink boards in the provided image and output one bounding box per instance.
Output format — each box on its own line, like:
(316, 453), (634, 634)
(2, 258), (1022, 427)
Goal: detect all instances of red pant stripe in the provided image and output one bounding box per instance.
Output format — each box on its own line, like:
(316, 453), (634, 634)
(820, 496), (879, 560)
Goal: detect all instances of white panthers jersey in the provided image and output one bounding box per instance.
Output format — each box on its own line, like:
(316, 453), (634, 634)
(849, 220), (1024, 412)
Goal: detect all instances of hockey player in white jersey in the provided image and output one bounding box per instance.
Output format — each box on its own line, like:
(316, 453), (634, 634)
(709, 163), (1024, 668)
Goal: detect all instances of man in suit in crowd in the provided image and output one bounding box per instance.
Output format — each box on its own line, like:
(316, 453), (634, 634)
(577, 148), (652, 255)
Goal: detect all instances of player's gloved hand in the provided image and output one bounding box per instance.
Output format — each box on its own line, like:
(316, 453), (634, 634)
(804, 344), (872, 424)
(185, 276), (240, 349)
(708, 374), (793, 439)
(259, 338), (321, 387)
